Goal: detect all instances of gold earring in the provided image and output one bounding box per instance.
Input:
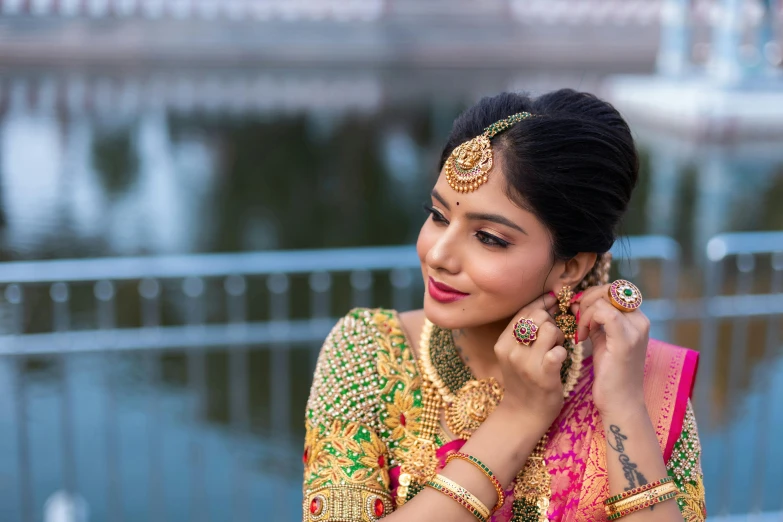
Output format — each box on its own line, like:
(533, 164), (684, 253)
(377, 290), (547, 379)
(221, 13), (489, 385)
(555, 285), (576, 342)
(555, 285), (583, 397)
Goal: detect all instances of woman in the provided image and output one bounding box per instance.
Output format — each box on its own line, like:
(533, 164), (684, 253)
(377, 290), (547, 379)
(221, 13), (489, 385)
(301, 90), (705, 521)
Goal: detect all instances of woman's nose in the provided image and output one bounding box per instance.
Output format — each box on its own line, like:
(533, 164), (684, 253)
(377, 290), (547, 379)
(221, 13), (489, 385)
(426, 229), (461, 275)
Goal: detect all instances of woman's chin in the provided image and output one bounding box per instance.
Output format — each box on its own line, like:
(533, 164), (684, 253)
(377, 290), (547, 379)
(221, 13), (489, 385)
(422, 296), (479, 330)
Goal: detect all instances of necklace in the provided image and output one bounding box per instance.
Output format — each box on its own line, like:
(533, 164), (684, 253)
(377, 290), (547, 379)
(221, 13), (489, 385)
(420, 321), (583, 522)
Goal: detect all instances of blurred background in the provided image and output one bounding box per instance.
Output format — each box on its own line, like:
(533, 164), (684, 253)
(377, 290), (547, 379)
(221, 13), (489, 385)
(0, 1), (781, 521)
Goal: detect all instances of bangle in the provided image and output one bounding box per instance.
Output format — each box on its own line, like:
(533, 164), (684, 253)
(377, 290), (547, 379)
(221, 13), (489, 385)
(606, 490), (678, 520)
(425, 474), (490, 521)
(445, 452), (505, 511)
(604, 477), (679, 520)
(607, 482), (678, 514)
(603, 476), (673, 505)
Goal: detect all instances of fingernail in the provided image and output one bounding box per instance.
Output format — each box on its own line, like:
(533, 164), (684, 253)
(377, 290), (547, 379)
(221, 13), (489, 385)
(548, 291), (556, 298)
(574, 331), (579, 344)
(576, 310), (580, 324)
(571, 291), (584, 303)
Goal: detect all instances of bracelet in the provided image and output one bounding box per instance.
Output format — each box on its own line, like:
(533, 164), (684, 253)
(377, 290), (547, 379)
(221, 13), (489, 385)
(603, 476), (673, 505)
(606, 490), (678, 520)
(445, 452), (505, 511)
(606, 482), (678, 515)
(425, 474), (491, 521)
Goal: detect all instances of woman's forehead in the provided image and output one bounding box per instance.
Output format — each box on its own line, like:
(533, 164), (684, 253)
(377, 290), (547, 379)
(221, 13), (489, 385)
(433, 164), (525, 215)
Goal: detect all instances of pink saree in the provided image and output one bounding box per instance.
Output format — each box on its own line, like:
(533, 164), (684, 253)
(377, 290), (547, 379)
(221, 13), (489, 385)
(389, 339), (699, 522)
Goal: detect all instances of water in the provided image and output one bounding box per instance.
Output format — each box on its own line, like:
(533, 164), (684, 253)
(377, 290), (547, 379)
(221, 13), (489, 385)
(0, 64), (782, 521)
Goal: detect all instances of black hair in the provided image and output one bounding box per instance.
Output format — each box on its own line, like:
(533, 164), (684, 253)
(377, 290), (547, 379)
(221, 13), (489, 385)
(439, 90), (638, 260)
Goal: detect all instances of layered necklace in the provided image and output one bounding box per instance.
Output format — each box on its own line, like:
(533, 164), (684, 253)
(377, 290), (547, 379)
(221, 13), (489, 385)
(415, 319), (583, 522)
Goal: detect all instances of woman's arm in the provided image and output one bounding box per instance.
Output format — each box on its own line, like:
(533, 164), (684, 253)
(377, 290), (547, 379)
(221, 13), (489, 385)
(601, 406), (685, 521)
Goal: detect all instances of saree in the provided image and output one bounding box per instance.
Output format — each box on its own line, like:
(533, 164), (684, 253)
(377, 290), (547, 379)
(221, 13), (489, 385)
(302, 308), (706, 522)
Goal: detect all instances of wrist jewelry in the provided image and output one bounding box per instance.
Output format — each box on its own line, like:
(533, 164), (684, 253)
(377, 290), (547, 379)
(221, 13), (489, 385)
(445, 452), (505, 511)
(604, 477), (678, 519)
(606, 489), (678, 520)
(603, 476), (673, 505)
(426, 474), (491, 521)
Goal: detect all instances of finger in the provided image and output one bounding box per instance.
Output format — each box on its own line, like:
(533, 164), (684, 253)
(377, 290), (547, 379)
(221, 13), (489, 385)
(574, 284), (609, 312)
(574, 287), (611, 343)
(581, 299), (633, 350)
(624, 309), (651, 334)
(528, 292), (558, 313)
(542, 345), (568, 385)
(530, 321), (565, 356)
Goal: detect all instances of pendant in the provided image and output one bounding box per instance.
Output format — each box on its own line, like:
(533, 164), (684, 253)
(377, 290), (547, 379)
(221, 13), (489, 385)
(445, 378), (503, 440)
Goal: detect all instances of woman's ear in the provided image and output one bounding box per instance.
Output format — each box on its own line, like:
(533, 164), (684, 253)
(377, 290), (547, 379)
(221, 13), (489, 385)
(556, 252), (598, 290)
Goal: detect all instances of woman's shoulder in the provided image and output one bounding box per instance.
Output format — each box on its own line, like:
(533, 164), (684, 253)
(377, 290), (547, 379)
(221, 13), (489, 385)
(306, 307), (424, 431)
(323, 307), (425, 356)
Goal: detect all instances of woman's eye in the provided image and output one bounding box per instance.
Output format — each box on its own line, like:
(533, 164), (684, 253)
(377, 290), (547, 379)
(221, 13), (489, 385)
(423, 204), (447, 223)
(423, 204), (509, 248)
(475, 231), (509, 248)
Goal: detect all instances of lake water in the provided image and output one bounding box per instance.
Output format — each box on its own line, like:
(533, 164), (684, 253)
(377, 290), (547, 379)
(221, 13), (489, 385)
(0, 64), (782, 521)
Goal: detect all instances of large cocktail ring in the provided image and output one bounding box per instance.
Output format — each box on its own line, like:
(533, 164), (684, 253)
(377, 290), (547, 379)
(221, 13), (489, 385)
(512, 317), (539, 345)
(608, 279), (643, 312)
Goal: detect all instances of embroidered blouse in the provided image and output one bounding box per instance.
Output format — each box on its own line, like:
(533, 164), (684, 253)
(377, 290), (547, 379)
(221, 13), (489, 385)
(302, 308), (706, 522)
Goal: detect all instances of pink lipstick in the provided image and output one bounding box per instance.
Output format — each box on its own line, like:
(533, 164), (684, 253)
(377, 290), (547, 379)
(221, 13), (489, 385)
(427, 277), (469, 304)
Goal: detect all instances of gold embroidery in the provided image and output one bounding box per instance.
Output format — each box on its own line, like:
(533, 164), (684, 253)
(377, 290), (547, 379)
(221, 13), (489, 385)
(304, 485), (393, 522)
(677, 477), (707, 522)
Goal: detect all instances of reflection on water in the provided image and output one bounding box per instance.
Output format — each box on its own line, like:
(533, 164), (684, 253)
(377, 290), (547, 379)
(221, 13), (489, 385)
(0, 66), (782, 520)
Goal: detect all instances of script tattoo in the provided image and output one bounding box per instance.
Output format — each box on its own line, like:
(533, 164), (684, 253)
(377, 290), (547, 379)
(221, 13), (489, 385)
(608, 424), (651, 508)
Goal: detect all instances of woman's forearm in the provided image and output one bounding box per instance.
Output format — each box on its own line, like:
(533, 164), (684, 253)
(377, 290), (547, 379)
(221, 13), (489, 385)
(383, 404), (546, 522)
(601, 405), (684, 521)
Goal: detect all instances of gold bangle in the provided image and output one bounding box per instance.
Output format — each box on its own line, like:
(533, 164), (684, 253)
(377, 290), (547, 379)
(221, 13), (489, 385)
(605, 482), (679, 517)
(445, 452), (505, 512)
(425, 474), (490, 521)
(607, 490), (678, 520)
(607, 482), (678, 513)
(604, 476), (674, 505)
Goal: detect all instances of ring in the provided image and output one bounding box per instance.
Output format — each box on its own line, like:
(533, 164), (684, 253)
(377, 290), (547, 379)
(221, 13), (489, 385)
(608, 279), (643, 312)
(512, 317), (539, 345)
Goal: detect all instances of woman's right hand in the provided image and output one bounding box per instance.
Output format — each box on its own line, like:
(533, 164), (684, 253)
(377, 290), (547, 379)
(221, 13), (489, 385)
(493, 292), (567, 429)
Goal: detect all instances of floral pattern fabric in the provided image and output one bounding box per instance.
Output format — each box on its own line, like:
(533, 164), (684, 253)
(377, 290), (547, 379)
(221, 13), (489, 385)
(302, 308), (706, 521)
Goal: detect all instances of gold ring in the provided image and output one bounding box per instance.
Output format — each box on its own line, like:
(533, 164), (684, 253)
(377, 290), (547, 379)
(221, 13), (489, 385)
(512, 317), (539, 345)
(608, 279), (642, 312)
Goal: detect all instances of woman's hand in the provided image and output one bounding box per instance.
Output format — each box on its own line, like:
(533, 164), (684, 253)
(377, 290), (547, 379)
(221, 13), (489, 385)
(571, 285), (650, 416)
(493, 293), (567, 429)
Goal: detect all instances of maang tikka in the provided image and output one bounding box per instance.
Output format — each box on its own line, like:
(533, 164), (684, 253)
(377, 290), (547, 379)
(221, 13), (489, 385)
(444, 112), (534, 193)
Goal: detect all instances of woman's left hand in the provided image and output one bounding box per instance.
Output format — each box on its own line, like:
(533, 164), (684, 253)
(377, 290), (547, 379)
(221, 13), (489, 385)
(570, 285), (650, 416)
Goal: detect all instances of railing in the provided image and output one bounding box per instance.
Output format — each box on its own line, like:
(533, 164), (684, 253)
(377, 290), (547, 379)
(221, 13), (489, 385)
(0, 236), (685, 354)
(1, 232), (782, 520)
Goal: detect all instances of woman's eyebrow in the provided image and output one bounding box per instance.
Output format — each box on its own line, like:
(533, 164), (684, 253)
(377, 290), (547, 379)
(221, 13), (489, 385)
(431, 188), (527, 235)
(431, 189), (450, 210)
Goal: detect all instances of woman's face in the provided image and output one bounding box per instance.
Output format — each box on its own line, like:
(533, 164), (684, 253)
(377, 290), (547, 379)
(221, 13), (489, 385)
(416, 156), (558, 330)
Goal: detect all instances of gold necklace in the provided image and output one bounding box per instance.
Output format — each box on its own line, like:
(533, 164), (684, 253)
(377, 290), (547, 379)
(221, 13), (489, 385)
(419, 319), (580, 522)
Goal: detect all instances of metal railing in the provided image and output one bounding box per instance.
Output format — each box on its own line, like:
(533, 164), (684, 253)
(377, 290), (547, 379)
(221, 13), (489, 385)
(1, 232), (783, 521)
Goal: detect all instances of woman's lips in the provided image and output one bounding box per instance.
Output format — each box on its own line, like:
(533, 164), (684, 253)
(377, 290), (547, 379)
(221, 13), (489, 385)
(427, 277), (469, 304)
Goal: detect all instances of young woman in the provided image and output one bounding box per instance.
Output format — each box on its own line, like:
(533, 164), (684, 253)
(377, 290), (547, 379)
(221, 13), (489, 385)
(301, 90), (705, 522)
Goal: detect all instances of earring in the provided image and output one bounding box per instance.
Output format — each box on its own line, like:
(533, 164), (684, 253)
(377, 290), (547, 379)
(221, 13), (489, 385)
(555, 285), (576, 342)
(555, 285), (583, 397)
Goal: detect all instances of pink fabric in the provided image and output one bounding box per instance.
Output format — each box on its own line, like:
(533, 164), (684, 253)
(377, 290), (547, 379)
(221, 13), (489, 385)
(664, 345), (699, 461)
(390, 342), (698, 521)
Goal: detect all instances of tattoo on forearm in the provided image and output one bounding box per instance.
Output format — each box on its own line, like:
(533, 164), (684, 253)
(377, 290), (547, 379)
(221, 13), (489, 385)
(608, 424), (651, 508)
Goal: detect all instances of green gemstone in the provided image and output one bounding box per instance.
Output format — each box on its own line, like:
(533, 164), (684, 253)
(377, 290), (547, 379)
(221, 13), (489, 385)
(623, 288), (633, 297)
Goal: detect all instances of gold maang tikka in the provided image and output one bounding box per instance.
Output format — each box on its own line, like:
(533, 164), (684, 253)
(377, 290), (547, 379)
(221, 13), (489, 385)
(444, 112), (535, 193)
